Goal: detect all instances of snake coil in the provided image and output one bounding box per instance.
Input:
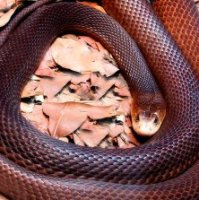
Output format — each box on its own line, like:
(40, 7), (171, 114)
(0, 0), (198, 199)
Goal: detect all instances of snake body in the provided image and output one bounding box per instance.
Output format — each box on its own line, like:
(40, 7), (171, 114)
(0, 0), (198, 199)
(152, 0), (199, 72)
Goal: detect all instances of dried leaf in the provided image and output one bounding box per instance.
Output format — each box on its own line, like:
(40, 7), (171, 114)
(113, 85), (131, 97)
(54, 88), (81, 103)
(40, 73), (71, 99)
(108, 123), (124, 138)
(43, 102), (87, 137)
(117, 99), (132, 116)
(117, 136), (136, 149)
(35, 65), (55, 77)
(0, 0), (14, 9)
(79, 1), (106, 13)
(78, 36), (108, 53)
(36, 48), (56, 75)
(21, 80), (42, 98)
(71, 72), (90, 84)
(114, 75), (131, 97)
(0, 6), (17, 27)
(77, 125), (109, 147)
(43, 102), (121, 138)
(21, 33), (137, 149)
(123, 125), (139, 146)
(90, 73), (115, 99)
(22, 105), (48, 133)
(51, 37), (119, 76)
(0, 194), (9, 200)
(69, 82), (91, 100)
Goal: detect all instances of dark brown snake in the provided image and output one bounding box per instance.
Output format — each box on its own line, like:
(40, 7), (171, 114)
(0, 0), (198, 199)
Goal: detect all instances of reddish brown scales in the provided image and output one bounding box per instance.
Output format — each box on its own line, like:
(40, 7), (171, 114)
(152, 0), (199, 75)
(0, 0), (198, 199)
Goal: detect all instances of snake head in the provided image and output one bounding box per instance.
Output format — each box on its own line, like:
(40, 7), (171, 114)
(131, 92), (166, 137)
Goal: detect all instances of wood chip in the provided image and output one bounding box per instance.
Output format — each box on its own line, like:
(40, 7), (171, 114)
(73, 134), (85, 146)
(59, 137), (69, 143)
(20, 102), (34, 113)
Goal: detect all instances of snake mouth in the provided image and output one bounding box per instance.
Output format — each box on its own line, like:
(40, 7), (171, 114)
(132, 110), (165, 137)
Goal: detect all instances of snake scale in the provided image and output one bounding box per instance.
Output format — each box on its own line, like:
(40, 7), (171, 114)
(0, 0), (198, 199)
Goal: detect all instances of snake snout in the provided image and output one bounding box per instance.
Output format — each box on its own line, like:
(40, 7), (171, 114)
(131, 92), (166, 137)
(132, 110), (162, 137)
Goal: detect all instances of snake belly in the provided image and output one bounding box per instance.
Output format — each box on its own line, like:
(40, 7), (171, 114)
(0, 0), (198, 199)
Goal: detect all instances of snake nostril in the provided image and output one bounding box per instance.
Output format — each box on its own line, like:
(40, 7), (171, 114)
(154, 116), (159, 124)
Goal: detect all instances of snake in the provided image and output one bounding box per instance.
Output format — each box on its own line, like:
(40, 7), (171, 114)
(0, 0), (198, 199)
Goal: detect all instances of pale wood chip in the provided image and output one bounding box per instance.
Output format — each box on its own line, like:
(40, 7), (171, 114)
(80, 120), (95, 130)
(99, 140), (109, 148)
(59, 137), (69, 143)
(100, 91), (121, 106)
(113, 75), (131, 97)
(20, 102), (34, 113)
(73, 133), (85, 146)
(31, 75), (40, 81)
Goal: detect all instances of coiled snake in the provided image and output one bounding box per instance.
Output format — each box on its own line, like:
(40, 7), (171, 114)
(0, 0), (198, 199)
